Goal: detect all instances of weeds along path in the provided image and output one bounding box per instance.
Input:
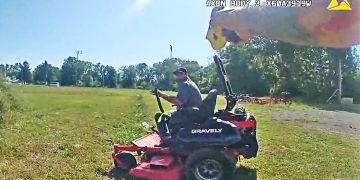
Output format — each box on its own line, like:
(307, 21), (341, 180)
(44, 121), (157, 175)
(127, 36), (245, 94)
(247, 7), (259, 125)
(0, 81), (21, 122)
(0, 86), (154, 179)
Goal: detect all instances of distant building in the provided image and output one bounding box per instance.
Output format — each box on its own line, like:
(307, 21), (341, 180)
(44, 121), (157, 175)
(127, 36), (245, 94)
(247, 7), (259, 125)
(4, 76), (19, 84)
(49, 82), (60, 87)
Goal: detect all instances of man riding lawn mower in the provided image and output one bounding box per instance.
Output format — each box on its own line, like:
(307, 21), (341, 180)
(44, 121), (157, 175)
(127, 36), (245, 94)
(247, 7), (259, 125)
(153, 66), (203, 146)
(112, 56), (259, 180)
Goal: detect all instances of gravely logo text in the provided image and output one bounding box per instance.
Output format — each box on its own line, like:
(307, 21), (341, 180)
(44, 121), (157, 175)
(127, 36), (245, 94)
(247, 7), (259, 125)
(191, 129), (223, 134)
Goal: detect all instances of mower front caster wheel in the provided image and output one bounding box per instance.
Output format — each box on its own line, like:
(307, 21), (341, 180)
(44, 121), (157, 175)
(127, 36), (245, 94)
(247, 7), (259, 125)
(185, 148), (236, 180)
(114, 152), (137, 171)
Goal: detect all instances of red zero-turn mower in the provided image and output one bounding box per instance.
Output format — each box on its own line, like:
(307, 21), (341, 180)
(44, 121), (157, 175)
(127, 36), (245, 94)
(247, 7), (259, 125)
(112, 56), (258, 180)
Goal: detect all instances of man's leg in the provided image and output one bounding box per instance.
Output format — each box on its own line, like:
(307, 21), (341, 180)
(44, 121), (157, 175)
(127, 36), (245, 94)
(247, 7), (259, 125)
(154, 112), (170, 138)
(168, 110), (187, 138)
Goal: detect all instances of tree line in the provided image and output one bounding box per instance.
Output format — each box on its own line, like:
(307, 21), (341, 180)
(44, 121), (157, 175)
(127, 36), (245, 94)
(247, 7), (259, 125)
(1, 38), (359, 102)
(0, 56), (206, 90)
(219, 38), (359, 102)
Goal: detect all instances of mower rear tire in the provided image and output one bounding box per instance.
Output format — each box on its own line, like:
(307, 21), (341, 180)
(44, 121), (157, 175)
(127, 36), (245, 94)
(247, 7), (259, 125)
(114, 152), (137, 171)
(184, 148), (236, 180)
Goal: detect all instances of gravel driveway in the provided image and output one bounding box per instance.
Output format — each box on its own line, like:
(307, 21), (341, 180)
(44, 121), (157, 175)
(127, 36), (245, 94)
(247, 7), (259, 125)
(269, 108), (360, 136)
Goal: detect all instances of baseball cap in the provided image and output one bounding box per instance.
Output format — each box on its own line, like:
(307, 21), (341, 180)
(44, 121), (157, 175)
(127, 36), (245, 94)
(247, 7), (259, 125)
(173, 67), (188, 74)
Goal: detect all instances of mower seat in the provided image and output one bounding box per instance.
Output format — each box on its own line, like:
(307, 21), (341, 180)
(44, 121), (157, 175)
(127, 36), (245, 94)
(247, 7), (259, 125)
(198, 89), (218, 121)
(179, 89), (218, 125)
(192, 89), (218, 123)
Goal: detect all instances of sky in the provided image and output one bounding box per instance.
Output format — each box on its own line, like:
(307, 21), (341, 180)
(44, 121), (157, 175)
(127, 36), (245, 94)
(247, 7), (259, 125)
(0, 0), (215, 69)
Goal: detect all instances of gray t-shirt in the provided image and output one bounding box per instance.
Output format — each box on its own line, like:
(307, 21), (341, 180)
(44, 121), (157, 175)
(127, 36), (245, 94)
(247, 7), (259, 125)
(177, 79), (202, 108)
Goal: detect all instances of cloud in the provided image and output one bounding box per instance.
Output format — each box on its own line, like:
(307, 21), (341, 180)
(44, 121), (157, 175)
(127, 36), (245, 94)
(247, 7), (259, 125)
(124, 0), (154, 16)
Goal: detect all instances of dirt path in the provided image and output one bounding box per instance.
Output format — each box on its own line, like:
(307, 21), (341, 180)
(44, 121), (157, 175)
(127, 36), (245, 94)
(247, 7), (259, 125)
(269, 108), (360, 136)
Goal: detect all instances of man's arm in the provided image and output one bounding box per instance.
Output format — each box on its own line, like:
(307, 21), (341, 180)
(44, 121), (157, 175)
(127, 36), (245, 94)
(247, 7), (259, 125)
(158, 91), (183, 107)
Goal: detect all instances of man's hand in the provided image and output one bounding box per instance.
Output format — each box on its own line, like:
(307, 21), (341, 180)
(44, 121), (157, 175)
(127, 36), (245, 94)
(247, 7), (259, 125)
(151, 88), (159, 95)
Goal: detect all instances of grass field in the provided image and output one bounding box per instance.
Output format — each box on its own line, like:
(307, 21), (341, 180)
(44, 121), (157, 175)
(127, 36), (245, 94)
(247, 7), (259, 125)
(0, 85), (359, 179)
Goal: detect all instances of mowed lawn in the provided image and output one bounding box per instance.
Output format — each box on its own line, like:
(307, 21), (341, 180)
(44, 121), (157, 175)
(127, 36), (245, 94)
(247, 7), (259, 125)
(0, 85), (359, 179)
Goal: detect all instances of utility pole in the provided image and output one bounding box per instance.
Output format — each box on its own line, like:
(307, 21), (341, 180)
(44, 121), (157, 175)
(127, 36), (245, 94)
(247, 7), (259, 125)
(338, 58), (342, 104)
(75, 50), (83, 61)
(4, 64), (7, 78)
(170, 45), (173, 59)
(45, 60), (48, 85)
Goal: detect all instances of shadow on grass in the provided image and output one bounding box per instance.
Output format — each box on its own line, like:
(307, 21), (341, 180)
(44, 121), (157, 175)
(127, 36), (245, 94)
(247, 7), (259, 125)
(104, 167), (135, 180)
(104, 166), (257, 180)
(233, 166), (257, 180)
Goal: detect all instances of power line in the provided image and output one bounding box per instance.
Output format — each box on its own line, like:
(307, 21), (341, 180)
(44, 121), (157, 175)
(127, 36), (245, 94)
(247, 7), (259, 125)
(75, 50), (83, 61)
(170, 45), (173, 59)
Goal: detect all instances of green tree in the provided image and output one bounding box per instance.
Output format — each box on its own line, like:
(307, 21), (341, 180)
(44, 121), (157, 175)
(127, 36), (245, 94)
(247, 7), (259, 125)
(60, 57), (77, 86)
(0, 64), (6, 77)
(33, 61), (60, 84)
(104, 65), (117, 88)
(92, 63), (106, 87)
(119, 65), (137, 88)
(60, 57), (92, 86)
(19, 61), (32, 84)
(135, 63), (153, 89)
(217, 37), (359, 102)
(219, 45), (270, 96)
(6, 63), (21, 81)
(83, 73), (94, 87)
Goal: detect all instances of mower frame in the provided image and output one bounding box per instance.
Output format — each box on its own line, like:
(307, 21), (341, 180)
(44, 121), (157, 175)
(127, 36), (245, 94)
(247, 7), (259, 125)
(112, 55), (258, 180)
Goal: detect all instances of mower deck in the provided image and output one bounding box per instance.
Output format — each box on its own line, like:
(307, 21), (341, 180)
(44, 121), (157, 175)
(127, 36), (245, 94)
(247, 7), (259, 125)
(133, 131), (161, 147)
(113, 132), (172, 158)
(113, 132), (183, 180)
(129, 155), (183, 180)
